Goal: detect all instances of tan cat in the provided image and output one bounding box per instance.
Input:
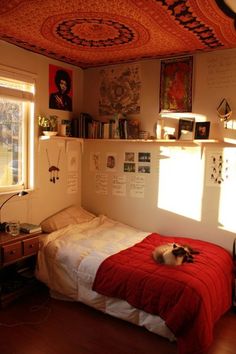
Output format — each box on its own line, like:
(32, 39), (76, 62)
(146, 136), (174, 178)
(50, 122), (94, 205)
(152, 243), (199, 266)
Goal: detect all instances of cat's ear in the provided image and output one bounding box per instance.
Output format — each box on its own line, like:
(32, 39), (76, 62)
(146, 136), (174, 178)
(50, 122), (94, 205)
(173, 243), (178, 248)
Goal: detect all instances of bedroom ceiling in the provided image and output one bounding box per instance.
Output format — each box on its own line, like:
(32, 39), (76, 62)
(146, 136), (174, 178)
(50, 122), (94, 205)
(0, 0), (236, 69)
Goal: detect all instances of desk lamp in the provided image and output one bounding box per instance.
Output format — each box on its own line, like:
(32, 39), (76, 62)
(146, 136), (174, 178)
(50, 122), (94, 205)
(0, 191), (28, 232)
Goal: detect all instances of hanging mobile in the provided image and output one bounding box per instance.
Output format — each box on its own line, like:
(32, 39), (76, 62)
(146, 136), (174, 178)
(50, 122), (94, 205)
(46, 148), (61, 183)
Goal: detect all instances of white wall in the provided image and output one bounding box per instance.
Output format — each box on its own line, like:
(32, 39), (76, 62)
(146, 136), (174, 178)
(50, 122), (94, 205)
(1, 40), (235, 252)
(82, 49), (236, 252)
(0, 41), (84, 224)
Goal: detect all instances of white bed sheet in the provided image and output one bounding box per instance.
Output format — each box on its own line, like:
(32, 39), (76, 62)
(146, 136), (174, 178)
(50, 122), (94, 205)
(36, 215), (175, 341)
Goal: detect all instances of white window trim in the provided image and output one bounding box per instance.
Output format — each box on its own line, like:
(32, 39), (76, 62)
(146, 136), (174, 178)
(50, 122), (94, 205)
(0, 65), (36, 194)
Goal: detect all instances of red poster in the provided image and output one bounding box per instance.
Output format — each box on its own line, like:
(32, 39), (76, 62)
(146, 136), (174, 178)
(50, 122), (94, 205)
(49, 64), (73, 111)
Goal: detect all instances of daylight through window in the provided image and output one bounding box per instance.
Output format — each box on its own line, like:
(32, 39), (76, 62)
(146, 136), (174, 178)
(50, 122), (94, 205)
(0, 69), (35, 193)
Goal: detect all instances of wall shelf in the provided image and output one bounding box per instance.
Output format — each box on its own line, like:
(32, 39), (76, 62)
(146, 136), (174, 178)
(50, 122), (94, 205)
(39, 135), (83, 143)
(39, 136), (236, 147)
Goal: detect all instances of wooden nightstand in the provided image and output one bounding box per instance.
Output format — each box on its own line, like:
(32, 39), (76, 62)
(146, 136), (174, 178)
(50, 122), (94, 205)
(0, 231), (42, 307)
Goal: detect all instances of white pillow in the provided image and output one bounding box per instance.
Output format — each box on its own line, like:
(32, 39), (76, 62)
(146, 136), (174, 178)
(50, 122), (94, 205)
(40, 206), (96, 233)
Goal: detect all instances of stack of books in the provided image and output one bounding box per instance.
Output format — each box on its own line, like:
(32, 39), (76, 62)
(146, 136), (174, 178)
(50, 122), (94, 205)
(20, 223), (42, 234)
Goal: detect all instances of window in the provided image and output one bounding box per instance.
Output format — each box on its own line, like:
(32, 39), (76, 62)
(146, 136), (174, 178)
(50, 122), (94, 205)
(0, 67), (35, 193)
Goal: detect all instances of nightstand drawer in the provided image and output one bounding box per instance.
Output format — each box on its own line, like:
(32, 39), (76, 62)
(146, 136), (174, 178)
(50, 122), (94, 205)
(2, 242), (22, 265)
(23, 237), (39, 256)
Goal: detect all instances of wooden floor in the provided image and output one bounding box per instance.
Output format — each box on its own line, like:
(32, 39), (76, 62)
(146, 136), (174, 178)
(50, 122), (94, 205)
(0, 285), (235, 354)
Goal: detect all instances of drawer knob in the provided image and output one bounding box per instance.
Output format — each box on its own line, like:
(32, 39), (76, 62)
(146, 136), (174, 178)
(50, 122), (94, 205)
(10, 250), (16, 255)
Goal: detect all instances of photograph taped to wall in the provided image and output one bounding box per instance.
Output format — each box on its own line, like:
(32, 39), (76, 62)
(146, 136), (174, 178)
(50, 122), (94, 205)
(138, 152), (151, 163)
(106, 153), (117, 171)
(125, 152), (135, 162)
(124, 162), (135, 172)
(138, 165), (151, 173)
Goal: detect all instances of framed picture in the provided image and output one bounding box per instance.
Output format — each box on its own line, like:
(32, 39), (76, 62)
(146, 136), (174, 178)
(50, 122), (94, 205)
(194, 122), (210, 139)
(159, 56), (193, 112)
(178, 118), (195, 140)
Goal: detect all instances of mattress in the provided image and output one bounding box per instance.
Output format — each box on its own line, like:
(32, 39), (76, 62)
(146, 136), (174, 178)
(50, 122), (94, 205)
(36, 214), (233, 354)
(36, 215), (175, 341)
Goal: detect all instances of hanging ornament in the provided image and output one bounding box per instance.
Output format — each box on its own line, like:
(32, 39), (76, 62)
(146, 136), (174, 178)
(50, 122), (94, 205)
(46, 148), (61, 183)
(217, 98), (232, 128)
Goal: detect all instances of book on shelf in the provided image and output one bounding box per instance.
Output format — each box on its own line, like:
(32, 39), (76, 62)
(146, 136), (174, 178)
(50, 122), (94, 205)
(20, 223), (42, 234)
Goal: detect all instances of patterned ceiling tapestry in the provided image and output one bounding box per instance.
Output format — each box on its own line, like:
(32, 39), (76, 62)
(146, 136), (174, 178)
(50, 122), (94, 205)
(0, 0), (236, 69)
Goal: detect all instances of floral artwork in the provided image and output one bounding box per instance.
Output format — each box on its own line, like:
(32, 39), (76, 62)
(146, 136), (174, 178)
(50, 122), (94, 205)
(159, 56), (193, 112)
(99, 64), (141, 115)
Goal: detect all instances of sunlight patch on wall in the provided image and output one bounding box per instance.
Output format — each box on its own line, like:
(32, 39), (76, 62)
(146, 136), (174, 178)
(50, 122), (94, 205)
(218, 148), (236, 233)
(157, 147), (204, 220)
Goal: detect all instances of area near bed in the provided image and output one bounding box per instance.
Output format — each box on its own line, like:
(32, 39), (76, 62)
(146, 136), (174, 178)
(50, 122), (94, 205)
(36, 210), (233, 354)
(93, 233), (233, 354)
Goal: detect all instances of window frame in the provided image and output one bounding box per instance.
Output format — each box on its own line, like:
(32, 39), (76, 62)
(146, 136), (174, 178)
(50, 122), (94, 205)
(0, 65), (36, 194)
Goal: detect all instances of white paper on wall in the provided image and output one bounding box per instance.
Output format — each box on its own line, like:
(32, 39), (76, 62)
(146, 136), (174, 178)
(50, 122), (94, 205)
(67, 173), (78, 194)
(112, 175), (127, 196)
(95, 173), (108, 195)
(90, 152), (101, 171)
(67, 150), (79, 194)
(205, 150), (235, 186)
(129, 175), (145, 198)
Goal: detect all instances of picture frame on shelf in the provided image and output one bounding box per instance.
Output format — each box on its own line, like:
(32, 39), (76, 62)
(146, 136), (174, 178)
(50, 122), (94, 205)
(194, 122), (210, 139)
(178, 118), (195, 140)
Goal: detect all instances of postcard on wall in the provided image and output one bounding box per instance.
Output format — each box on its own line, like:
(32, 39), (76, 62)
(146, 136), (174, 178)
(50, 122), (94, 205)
(138, 152), (151, 163)
(49, 64), (73, 111)
(124, 162), (136, 172)
(124, 152), (135, 162)
(99, 64), (141, 115)
(159, 56), (193, 112)
(112, 176), (127, 197)
(129, 175), (145, 198)
(95, 173), (108, 195)
(138, 165), (151, 173)
(90, 152), (100, 171)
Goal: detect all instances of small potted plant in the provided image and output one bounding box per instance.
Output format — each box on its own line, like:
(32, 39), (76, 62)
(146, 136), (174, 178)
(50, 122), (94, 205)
(38, 115), (58, 136)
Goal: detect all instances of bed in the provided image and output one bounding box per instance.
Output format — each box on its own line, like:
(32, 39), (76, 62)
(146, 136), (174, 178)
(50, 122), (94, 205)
(36, 206), (234, 354)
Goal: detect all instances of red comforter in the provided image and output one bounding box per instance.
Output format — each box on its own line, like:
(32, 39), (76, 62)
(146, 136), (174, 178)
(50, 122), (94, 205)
(93, 233), (233, 354)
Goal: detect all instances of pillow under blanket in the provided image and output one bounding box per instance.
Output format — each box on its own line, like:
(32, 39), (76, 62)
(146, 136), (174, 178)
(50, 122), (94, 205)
(40, 205), (95, 233)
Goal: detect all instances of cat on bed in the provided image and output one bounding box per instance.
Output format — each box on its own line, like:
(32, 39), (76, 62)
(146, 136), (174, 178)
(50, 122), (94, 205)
(152, 243), (199, 265)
